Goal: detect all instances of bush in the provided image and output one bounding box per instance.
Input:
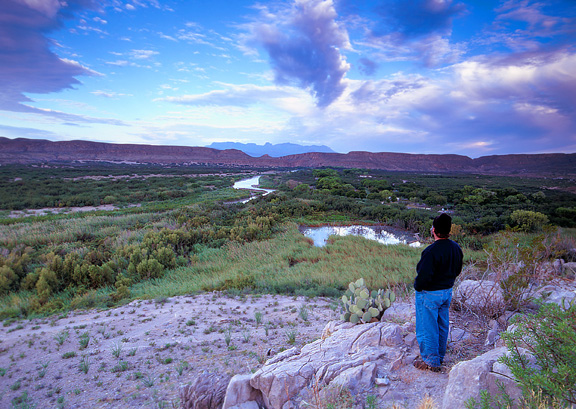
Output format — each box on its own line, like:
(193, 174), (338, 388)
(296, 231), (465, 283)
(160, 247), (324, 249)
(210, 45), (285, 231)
(510, 210), (549, 233)
(499, 302), (576, 408)
(0, 266), (17, 295)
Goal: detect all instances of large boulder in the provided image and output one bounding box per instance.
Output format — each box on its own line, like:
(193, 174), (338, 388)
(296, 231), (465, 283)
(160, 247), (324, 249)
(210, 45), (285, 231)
(442, 347), (507, 409)
(223, 375), (263, 409)
(249, 321), (405, 409)
(442, 347), (530, 409)
(453, 280), (505, 316)
(180, 373), (231, 409)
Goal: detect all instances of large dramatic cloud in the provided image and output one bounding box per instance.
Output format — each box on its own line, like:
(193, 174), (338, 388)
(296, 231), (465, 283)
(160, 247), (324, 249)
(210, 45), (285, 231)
(244, 0), (351, 107)
(0, 0), (96, 114)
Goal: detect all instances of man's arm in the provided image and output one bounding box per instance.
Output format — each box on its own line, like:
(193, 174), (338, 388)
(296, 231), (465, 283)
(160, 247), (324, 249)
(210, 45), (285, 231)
(414, 248), (433, 291)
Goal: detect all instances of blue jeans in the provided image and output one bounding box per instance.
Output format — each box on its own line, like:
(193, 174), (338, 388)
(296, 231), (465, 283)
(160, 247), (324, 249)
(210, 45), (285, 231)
(415, 288), (452, 367)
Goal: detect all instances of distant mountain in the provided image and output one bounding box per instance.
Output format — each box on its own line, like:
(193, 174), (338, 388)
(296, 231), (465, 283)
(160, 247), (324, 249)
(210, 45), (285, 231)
(1, 137), (575, 176)
(206, 142), (336, 157)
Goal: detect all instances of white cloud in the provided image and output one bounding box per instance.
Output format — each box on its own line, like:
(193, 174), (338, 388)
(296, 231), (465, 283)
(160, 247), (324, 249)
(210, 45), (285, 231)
(131, 49), (159, 59)
(91, 91), (132, 98)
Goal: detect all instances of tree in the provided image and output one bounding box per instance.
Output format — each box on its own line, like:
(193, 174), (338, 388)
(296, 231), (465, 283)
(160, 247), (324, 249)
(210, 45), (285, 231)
(313, 169), (338, 178)
(510, 210), (549, 232)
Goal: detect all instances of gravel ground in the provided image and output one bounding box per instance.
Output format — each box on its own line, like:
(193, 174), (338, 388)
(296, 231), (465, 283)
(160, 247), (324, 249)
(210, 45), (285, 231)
(0, 293), (337, 408)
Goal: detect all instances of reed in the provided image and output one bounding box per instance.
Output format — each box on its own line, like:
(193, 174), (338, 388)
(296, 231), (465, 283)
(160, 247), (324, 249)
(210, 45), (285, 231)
(133, 225), (426, 299)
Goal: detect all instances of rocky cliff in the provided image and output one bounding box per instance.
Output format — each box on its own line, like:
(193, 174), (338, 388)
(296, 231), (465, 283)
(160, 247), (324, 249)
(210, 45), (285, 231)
(1, 137), (574, 175)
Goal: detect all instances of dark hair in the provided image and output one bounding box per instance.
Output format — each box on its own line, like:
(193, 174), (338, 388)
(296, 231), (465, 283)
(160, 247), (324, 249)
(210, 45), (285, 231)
(433, 213), (452, 238)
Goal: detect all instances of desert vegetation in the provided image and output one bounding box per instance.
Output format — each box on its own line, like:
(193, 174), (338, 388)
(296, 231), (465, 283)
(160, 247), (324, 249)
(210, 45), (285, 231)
(1, 164), (574, 318)
(1, 163), (575, 408)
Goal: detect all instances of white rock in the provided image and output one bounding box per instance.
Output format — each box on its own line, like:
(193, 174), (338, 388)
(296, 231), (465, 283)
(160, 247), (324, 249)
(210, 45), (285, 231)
(328, 361), (376, 392)
(223, 374), (263, 409)
(535, 285), (576, 309)
(381, 302), (416, 324)
(442, 347), (509, 409)
(375, 377), (390, 386)
(249, 322), (404, 409)
(227, 403), (260, 409)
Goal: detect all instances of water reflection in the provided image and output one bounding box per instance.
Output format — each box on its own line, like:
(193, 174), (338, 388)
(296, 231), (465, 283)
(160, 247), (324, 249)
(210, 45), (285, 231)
(299, 225), (421, 247)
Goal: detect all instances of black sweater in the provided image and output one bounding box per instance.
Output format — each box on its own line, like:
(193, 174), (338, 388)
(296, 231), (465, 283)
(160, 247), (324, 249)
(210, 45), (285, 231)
(414, 239), (463, 292)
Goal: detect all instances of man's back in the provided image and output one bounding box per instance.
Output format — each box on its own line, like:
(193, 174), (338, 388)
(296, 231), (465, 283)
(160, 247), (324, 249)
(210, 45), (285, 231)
(414, 239), (463, 292)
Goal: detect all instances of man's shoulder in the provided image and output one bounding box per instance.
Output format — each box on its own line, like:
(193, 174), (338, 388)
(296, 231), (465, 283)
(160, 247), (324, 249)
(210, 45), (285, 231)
(428, 239), (462, 251)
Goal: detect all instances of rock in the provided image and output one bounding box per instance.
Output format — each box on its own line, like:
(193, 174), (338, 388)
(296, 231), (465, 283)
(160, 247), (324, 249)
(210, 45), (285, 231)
(390, 354), (405, 371)
(249, 322), (405, 409)
(484, 329), (499, 346)
(442, 347), (522, 409)
(321, 320), (355, 339)
(227, 403), (260, 409)
(381, 302), (416, 323)
(223, 375), (263, 409)
(404, 333), (417, 347)
(486, 361), (523, 406)
(448, 327), (472, 345)
(328, 362), (377, 393)
(180, 373), (231, 409)
(453, 280), (505, 315)
(563, 262), (576, 278)
(375, 377), (390, 386)
(484, 320), (499, 346)
(553, 259), (564, 274)
(534, 285), (576, 309)
(402, 321), (416, 333)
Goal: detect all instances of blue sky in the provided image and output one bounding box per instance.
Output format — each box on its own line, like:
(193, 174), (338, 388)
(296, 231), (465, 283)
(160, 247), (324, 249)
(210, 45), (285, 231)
(1, 0), (575, 157)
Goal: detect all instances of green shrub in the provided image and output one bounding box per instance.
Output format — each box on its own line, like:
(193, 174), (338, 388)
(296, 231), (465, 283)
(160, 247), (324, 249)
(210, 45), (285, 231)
(510, 210), (549, 233)
(0, 265), (17, 295)
(500, 302), (576, 407)
(35, 267), (58, 302)
(136, 258), (164, 280)
(112, 273), (131, 301)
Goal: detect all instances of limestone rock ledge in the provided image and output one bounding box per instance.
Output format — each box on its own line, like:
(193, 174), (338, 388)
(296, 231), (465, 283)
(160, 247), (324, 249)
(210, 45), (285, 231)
(225, 321), (406, 409)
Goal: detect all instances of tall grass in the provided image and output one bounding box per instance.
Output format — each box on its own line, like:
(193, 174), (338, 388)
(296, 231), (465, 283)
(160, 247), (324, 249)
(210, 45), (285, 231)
(0, 213), (164, 248)
(132, 224), (427, 299)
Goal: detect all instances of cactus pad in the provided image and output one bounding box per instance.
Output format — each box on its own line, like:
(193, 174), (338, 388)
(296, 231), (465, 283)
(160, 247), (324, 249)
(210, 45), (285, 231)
(340, 278), (396, 325)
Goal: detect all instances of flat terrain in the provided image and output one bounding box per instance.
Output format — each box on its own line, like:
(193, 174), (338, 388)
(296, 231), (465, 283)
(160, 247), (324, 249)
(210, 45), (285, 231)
(0, 293), (336, 408)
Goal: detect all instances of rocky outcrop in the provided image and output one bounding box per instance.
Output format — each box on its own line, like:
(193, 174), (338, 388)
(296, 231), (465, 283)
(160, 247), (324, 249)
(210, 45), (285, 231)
(442, 347), (535, 409)
(442, 347), (508, 408)
(223, 375), (263, 409)
(245, 321), (407, 409)
(1, 137), (574, 176)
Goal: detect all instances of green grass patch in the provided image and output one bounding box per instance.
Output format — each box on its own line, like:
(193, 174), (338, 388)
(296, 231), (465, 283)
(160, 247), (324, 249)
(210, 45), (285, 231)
(132, 224), (427, 299)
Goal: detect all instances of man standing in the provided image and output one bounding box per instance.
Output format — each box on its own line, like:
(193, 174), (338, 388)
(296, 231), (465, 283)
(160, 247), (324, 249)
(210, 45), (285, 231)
(413, 213), (463, 372)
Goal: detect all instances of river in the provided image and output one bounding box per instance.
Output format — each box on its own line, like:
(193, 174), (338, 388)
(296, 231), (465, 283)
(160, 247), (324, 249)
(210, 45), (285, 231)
(233, 175), (276, 203)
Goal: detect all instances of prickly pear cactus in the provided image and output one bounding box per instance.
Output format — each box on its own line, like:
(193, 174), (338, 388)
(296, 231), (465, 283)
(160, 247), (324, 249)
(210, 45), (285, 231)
(340, 278), (396, 324)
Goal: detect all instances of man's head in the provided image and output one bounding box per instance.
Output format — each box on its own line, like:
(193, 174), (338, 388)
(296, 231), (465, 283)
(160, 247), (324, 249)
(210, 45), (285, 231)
(433, 213), (452, 239)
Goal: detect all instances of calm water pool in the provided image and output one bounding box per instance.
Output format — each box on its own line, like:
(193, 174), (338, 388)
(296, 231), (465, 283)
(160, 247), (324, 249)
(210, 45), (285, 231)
(299, 225), (421, 247)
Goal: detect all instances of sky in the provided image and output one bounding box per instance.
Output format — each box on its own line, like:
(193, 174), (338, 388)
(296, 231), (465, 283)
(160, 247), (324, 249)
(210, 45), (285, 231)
(1, 0), (575, 158)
